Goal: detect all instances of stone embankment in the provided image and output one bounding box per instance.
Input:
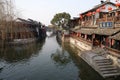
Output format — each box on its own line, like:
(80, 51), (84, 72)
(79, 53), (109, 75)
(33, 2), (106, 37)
(79, 48), (120, 78)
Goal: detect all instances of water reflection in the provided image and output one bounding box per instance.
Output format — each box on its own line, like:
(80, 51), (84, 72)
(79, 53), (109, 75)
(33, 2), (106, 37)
(0, 40), (45, 63)
(0, 36), (80, 80)
(1, 35), (119, 80)
(51, 49), (71, 67)
(61, 43), (104, 80)
(61, 42), (120, 80)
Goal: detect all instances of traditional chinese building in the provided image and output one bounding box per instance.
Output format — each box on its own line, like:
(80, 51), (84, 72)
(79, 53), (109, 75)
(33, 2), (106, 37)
(69, 0), (120, 57)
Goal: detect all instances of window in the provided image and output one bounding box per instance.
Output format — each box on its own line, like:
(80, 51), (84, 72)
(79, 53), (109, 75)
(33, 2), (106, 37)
(99, 22), (113, 28)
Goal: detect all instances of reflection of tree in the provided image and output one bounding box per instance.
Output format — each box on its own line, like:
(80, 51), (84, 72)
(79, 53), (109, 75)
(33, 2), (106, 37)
(0, 40), (45, 63)
(51, 49), (71, 67)
(56, 34), (63, 49)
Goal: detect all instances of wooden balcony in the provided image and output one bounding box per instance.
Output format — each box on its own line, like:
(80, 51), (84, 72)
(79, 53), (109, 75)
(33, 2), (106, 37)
(115, 16), (120, 23)
(81, 20), (93, 27)
(97, 16), (120, 24)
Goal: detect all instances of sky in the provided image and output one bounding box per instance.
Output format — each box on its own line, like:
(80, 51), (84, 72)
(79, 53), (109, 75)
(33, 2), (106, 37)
(14, 0), (116, 26)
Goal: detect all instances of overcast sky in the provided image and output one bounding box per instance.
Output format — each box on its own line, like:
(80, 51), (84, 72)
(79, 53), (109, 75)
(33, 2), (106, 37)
(15, 0), (116, 25)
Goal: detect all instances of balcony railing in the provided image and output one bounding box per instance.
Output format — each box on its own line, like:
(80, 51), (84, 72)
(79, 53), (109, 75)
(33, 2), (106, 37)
(115, 16), (120, 23)
(81, 20), (93, 27)
(97, 16), (120, 24)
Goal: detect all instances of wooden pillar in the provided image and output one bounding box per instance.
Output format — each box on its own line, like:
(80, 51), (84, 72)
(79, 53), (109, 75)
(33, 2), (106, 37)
(15, 32), (17, 39)
(111, 39), (115, 47)
(79, 33), (81, 37)
(85, 34), (87, 40)
(23, 32), (25, 39)
(92, 34), (95, 47)
(92, 34), (95, 39)
(25, 32), (27, 38)
(0, 31), (1, 39)
(29, 33), (31, 38)
(20, 32), (23, 39)
(30, 33), (32, 38)
(27, 32), (29, 38)
(105, 37), (109, 47)
(109, 39), (112, 48)
(1, 30), (5, 40)
(77, 33), (80, 37)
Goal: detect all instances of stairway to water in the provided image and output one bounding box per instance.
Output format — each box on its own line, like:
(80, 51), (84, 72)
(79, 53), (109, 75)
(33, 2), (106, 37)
(93, 58), (120, 78)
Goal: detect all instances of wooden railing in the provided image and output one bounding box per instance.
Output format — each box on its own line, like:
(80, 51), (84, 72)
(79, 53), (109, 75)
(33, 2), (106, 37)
(81, 20), (93, 27)
(80, 16), (120, 27)
(97, 17), (114, 22)
(97, 16), (120, 23)
(115, 16), (120, 23)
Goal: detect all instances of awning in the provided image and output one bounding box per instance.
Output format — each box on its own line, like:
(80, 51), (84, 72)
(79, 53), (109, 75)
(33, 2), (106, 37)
(93, 28), (120, 36)
(109, 32), (120, 40)
(71, 28), (120, 36)
(75, 29), (95, 35)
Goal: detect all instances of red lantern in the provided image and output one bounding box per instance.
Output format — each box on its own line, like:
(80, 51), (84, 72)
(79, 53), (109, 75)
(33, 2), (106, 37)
(102, 6), (106, 9)
(86, 12), (92, 16)
(88, 12), (92, 16)
(96, 8), (100, 13)
(108, 7), (112, 11)
(86, 13), (89, 16)
(82, 15), (85, 17)
(92, 11), (96, 15)
(116, 2), (120, 7)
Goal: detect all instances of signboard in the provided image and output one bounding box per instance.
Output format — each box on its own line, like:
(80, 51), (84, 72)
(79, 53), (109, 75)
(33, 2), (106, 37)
(99, 22), (114, 28)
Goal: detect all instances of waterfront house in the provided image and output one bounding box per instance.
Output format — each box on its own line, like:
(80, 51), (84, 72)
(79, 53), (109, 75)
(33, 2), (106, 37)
(69, 0), (118, 49)
(80, 0), (116, 28)
(0, 18), (46, 42)
(70, 0), (120, 48)
(91, 4), (120, 49)
(68, 0), (120, 68)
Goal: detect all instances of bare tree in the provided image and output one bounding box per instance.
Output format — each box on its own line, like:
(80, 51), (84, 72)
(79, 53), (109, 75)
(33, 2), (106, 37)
(0, 0), (16, 40)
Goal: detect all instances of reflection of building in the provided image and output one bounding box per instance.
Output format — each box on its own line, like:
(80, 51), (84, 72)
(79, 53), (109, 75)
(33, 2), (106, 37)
(68, 0), (120, 68)
(0, 39), (45, 63)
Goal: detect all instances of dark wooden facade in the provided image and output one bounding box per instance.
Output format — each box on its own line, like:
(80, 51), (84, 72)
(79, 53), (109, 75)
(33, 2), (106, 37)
(0, 18), (46, 41)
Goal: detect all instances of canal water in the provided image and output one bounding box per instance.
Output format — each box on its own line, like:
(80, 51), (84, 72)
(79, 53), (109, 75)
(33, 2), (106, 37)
(0, 35), (119, 80)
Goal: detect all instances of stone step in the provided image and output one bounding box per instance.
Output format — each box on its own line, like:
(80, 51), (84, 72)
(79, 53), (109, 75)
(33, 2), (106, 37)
(96, 61), (112, 64)
(80, 49), (120, 78)
(95, 62), (112, 65)
(99, 65), (115, 68)
(102, 70), (119, 74)
(94, 59), (111, 62)
(103, 73), (120, 78)
(99, 67), (117, 71)
(94, 60), (112, 63)
(97, 63), (112, 66)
